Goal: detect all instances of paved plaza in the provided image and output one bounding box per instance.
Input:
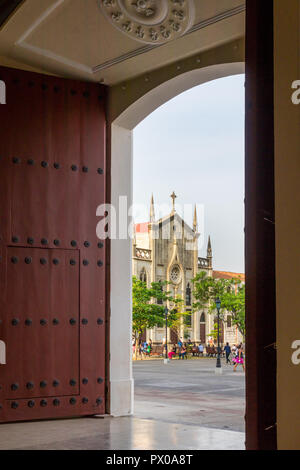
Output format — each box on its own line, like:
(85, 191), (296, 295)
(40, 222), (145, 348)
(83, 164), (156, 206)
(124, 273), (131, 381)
(0, 358), (245, 450)
(134, 357), (245, 433)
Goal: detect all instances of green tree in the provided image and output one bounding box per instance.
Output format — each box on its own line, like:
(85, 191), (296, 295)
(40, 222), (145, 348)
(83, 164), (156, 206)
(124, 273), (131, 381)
(167, 295), (191, 344)
(221, 283), (245, 340)
(192, 272), (245, 341)
(209, 322), (219, 341)
(132, 277), (184, 359)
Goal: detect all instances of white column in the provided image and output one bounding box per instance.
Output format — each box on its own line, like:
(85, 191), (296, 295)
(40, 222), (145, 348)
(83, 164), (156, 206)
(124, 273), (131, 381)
(194, 311), (199, 342)
(110, 123), (134, 416)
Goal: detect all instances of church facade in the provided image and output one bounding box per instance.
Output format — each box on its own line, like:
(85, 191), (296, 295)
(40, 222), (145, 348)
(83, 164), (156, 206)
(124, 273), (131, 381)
(132, 194), (244, 347)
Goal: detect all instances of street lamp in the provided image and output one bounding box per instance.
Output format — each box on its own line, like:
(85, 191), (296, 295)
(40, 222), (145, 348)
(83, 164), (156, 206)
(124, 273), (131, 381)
(164, 306), (168, 363)
(215, 298), (222, 374)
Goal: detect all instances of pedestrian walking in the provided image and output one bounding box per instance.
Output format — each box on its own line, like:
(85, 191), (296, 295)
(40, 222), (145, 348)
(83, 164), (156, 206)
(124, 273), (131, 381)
(224, 342), (231, 364)
(233, 344), (245, 372)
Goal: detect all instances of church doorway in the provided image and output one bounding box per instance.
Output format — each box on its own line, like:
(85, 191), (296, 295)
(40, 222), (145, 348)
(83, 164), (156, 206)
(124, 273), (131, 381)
(130, 73), (246, 436)
(109, 60), (246, 426)
(132, 74), (245, 351)
(200, 313), (206, 345)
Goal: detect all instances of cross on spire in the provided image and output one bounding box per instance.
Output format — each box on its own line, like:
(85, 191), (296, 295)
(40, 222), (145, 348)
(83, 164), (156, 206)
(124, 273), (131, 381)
(170, 191), (177, 213)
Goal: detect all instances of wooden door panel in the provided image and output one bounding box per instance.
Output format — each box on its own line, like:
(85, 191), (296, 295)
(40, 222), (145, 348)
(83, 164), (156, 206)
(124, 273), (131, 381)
(245, 0), (277, 450)
(0, 66), (107, 422)
(2, 247), (80, 400)
(200, 324), (206, 344)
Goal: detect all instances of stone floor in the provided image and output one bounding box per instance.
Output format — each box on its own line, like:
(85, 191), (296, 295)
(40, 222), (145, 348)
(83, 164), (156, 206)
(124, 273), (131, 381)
(134, 358), (245, 433)
(0, 358), (245, 450)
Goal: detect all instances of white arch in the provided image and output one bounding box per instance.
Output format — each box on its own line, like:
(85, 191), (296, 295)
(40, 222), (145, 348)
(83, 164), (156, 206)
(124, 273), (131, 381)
(114, 62), (244, 130)
(109, 63), (245, 417)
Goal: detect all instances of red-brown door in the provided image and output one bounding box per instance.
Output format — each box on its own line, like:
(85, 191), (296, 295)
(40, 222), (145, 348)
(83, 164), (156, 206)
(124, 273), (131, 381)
(245, 0), (277, 450)
(0, 67), (107, 422)
(200, 324), (206, 344)
(170, 329), (178, 345)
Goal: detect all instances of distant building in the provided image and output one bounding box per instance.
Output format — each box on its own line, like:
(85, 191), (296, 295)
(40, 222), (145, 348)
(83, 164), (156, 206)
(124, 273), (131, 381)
(132, 193), (244, 346)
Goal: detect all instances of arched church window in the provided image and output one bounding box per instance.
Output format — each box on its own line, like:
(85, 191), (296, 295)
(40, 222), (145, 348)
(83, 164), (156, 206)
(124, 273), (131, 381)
(185, 309), (192, 327)
(140, 268), (147, 284)
(186, 283), (191, 306)
(200, 312), (206, 323)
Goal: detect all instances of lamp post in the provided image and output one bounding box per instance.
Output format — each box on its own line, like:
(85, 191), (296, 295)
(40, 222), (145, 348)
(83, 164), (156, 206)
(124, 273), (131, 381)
(164, 306), (169, 364)
(215, 298), (222, 374)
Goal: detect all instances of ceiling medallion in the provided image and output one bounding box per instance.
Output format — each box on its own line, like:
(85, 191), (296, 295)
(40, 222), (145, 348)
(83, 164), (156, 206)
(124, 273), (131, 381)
(99, 0), (195, 45)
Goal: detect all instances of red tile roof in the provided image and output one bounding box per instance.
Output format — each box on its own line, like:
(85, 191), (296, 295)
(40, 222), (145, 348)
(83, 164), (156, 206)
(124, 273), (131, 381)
(213, 271), (245, 282)
(135, 222), (150, 234)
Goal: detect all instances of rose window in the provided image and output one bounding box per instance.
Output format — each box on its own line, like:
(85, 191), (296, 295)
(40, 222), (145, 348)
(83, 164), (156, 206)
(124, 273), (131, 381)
(170, 265), (181, 284)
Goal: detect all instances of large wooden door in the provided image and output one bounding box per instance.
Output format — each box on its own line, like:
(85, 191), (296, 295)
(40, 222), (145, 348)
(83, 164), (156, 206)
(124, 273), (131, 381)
(245, 0), (277, 449)
(0, 67), (107, 422)
(200, 324), (206, 345)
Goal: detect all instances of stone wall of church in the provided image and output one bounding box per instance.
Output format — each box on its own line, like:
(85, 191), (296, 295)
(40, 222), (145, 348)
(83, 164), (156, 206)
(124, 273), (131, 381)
(133, 258), (152, 286)
(133, 211), (219, 346)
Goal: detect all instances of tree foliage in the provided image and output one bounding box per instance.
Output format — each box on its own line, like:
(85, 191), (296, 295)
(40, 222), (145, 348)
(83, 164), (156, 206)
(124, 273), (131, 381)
(222, 284), (245, 339)
(132, 277), (168, 337)
(192, 271), (245, 340)
(132, 277), (186, 351)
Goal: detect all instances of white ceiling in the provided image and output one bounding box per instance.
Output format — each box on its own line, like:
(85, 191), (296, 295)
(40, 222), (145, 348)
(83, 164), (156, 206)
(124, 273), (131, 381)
(0, 0), (245, 84)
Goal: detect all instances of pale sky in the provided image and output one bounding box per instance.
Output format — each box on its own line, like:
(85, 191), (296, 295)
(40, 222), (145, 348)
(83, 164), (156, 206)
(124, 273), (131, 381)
(133, 75), (245, 274)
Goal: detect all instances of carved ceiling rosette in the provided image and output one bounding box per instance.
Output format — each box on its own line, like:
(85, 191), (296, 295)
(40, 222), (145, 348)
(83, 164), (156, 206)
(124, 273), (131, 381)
(99, 0), (195, 45)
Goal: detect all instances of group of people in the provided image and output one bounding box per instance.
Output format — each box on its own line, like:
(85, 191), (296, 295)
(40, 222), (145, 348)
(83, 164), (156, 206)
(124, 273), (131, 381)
(132, 339), (153, 358)
(133, 337), (245, 371)
(224, 342), (245, 371)
(168, 339), (189, 360)
(167, 340), (205, 360)
(168, 339), (245, 371)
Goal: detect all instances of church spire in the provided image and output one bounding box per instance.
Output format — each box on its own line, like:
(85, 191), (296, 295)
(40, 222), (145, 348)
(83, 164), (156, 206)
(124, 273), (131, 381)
(150, 194), (155, 223)
(193, 205), (198, 232)
(207, 236), (212, 269)
(207, 236), (212, 256)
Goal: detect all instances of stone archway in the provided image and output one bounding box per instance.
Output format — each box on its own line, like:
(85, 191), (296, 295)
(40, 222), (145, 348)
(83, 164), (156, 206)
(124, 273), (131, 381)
(108, 55), (245, 417)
